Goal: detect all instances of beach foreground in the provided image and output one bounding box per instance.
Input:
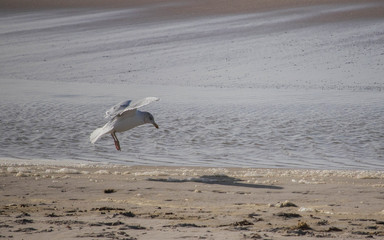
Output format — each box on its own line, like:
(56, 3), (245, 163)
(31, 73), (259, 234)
(1, 163), (383, 239)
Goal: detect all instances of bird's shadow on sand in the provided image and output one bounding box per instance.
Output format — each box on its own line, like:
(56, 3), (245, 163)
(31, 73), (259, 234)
(147, 175), (283, 190)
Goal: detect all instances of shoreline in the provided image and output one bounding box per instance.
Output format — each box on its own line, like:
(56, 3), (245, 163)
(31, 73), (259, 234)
(1, 163), (383, 239)
(1, 157), (384, 171)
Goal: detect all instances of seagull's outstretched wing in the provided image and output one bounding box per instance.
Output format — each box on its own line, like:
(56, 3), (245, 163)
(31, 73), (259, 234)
(105, 97), (159, 118)
(105, 100), (132, 118)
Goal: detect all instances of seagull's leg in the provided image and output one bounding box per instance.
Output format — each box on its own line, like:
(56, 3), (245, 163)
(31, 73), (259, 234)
(111, 132), (121, 151)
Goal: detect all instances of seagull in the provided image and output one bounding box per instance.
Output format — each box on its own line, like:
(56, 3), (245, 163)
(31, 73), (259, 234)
(90, 97), (159, 151)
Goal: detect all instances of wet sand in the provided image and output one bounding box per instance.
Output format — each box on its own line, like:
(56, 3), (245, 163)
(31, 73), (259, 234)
(2, 0), (383, 22)
(1, 163), (383, 239)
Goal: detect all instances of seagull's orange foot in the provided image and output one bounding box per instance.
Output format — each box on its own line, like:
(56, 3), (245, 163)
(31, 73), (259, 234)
(114, 140), (121, 151)
(111, 132), (121, 151)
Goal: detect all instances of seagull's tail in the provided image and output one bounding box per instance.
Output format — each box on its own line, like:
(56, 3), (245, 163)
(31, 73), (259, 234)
(90, 122), (114, 144)
(90, 127), (104, 144)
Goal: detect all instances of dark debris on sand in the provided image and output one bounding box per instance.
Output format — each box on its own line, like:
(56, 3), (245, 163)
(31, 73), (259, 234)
(275, 212), (301, 219)
(164, 223), (207, 228)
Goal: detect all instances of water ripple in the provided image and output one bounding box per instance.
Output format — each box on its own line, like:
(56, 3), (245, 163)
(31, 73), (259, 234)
(0, 81), (383, 170)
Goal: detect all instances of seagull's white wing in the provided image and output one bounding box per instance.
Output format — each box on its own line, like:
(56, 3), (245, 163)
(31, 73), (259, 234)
(105, 97), (159, 118)
(105, 100), (132, 118)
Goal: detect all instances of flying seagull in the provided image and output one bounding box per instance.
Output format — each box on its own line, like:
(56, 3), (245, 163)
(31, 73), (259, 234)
(90, 97), (159, 151)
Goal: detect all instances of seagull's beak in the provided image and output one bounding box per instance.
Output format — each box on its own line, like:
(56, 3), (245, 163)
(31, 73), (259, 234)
(153, 122), (159, 129)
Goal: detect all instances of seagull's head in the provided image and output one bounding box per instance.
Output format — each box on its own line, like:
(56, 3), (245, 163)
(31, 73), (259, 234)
(143, 112), (159, 129)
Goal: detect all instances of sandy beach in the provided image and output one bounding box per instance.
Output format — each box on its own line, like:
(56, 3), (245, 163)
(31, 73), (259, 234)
(1, 163), (383, 239)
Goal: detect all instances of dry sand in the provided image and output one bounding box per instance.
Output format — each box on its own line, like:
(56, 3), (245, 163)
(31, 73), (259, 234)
(1, 164), (383, 239)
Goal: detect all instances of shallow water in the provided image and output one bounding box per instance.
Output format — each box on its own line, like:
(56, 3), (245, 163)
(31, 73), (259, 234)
(0, 79), (383, 170)
(1, 3), (383, 169)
